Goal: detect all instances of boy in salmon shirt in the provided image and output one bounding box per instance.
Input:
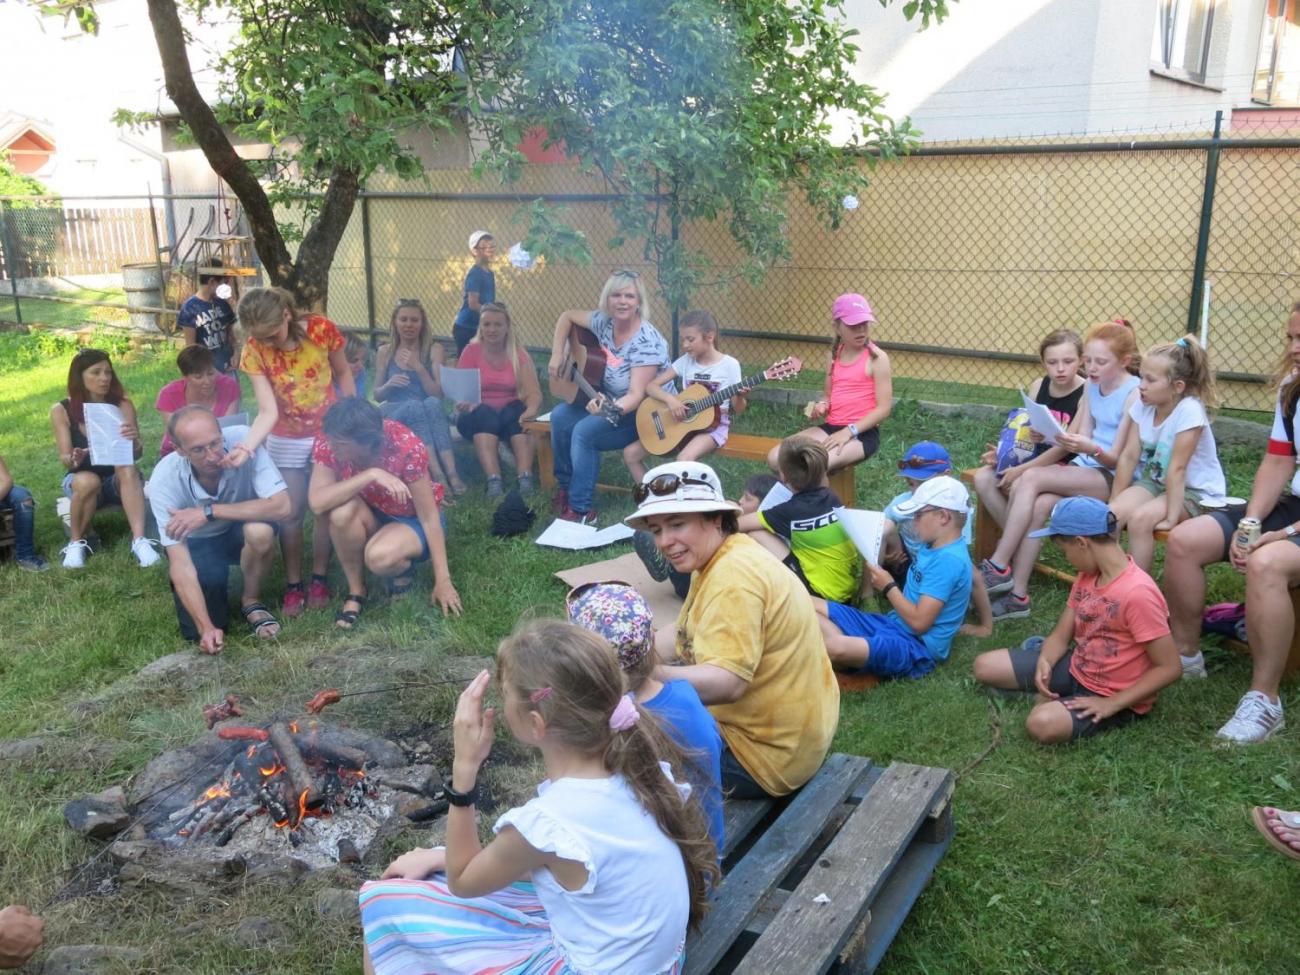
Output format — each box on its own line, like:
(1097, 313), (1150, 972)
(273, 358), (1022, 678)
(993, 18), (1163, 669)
(972, 496), (1181, 742)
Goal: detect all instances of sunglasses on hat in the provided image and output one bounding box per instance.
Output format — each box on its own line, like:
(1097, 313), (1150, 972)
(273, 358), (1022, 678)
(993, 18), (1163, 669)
(633, 472), (714, 505)
(897, 455), (949, 471)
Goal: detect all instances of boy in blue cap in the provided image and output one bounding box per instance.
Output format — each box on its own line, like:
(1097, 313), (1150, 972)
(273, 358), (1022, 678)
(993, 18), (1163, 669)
(814, 474), (973, 680)
(883, 440), (992, 636)
(972, 496), (1181, 742)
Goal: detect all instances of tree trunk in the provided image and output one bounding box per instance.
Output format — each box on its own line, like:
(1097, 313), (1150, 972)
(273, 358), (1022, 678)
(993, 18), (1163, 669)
(144, 0), (360, 312)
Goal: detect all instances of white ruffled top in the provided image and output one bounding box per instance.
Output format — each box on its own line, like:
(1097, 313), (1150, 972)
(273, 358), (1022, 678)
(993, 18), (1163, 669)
(494, 764), (690, 975)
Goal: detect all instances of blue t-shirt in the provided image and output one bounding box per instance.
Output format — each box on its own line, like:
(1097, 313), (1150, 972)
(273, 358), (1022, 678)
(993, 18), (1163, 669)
(454, 264), (496, 331)
(644, 679), (724, 856)
(178, 294), (236, 370)
(887, 537), (972, 662)
(884, 489), (974, 561)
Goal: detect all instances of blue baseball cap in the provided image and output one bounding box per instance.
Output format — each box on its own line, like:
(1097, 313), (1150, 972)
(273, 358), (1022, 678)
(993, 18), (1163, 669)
(1028, 496), (1116, 538)
(896, 441), (953, 480)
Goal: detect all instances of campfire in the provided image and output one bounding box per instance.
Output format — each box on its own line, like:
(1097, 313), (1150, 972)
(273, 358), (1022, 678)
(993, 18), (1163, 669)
(156, 721), (372, 850)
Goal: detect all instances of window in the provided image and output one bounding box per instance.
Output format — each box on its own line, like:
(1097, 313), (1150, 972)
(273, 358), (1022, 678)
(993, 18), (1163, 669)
(1150, 0), (1218, 84)
(1253, 0), (1300, 106)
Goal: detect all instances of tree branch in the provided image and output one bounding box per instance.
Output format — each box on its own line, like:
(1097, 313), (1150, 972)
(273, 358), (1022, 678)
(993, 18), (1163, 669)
(144, 0), (294, 285)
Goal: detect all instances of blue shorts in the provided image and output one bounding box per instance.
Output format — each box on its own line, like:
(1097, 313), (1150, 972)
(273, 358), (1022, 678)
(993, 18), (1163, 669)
(375, 511), (433, 563)
(826, 602), (935, 680)
(62, 470), (122, 506)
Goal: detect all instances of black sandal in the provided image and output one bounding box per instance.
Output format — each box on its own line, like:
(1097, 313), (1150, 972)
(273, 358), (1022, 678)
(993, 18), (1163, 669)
(242, 602), (281, 639)
(335, 593), (366, 630)
(387, 575), (415, 597)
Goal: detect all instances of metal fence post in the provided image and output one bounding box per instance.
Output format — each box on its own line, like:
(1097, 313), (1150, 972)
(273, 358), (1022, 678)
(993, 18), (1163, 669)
(669, 209), (680, 359)
(361, 193), (377, 346)
(1187, 109), (1223, 334)
(0, 200), (22, 327)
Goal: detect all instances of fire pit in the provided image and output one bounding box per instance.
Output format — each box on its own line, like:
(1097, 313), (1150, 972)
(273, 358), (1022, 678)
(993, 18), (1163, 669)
(105, 718), (445, 884)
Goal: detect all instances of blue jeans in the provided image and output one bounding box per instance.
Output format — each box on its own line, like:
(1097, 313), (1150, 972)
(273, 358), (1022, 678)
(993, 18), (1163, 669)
(0, 484), (37, 560)
(549, 402), (638, 513)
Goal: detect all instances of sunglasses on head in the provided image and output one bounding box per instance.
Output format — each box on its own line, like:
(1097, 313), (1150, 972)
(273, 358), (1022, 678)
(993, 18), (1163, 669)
(633, 472), (714, 504)
(897, 455), (949, 471)
(395, 298), (423, 307)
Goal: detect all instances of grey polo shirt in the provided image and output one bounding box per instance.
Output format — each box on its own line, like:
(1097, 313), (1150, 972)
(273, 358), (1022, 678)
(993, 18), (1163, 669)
(148, 426), (287, 547)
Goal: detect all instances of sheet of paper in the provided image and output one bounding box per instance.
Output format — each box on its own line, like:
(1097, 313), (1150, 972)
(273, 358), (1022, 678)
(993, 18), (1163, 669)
(218, 412), (249, 429)
(1019, 390), (1065, 444)
(535, 518), (635, 550)
(759, 481), (793, 511)
(534, 411), (552, 423)
(83, 403), (134, 467)
(439, 366), (481, 405)
(835, 507), (886, 566)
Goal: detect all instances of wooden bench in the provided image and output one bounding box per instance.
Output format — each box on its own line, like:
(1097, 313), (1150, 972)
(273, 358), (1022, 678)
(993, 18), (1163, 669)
(693, 752), (953, 974)
(959, 467), (1300, 674)
(524, 421), (856, 507)
(0, 508), (14, 562)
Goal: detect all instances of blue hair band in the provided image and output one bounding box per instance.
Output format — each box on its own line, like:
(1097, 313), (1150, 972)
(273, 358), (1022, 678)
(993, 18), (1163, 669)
(1175, 337), (1190, 348)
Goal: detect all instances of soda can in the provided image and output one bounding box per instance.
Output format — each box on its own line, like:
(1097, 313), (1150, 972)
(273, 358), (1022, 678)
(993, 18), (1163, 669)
(1236, 517), (1262, 551)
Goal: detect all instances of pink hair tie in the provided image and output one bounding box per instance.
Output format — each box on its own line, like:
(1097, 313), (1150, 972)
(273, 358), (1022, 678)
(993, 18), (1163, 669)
(530, 687), (553, 704)
(608, 694), (640, 732)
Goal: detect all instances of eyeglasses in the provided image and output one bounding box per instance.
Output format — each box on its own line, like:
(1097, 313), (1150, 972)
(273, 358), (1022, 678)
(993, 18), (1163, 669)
(633, 472), (715, 504)
(897, 455), (949, 471)
(185, 436), (226, 458)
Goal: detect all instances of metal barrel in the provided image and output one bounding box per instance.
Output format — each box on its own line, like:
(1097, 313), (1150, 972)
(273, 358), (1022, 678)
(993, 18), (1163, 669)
(121, 262), (163, 332)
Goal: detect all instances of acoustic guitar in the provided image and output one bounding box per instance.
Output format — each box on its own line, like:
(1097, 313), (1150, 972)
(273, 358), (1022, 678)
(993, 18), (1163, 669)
(548, 323), (623, 425)
(635, 356), (803, 455)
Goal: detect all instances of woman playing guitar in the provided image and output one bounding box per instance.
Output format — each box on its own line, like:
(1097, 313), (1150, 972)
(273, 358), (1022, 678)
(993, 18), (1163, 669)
(546, 270), (670, 524)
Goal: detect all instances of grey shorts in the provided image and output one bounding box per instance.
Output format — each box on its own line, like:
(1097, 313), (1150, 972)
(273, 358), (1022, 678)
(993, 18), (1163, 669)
(1008, 638), (1145, 740)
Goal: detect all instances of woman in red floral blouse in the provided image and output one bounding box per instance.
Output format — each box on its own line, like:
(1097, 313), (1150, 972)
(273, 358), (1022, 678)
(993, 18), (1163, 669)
(309, 398), (461, 628)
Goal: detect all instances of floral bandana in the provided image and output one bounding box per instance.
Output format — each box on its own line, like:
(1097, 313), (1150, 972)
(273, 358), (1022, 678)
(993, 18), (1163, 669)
(565, 581), (653, 669)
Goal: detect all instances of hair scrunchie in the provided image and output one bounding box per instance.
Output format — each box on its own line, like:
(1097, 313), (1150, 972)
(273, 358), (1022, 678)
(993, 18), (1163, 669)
(608, 693), (640, 732)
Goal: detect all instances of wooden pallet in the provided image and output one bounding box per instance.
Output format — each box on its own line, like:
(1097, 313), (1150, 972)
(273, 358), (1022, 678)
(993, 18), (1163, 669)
(523, 421), (856, 506)
(693, 753), (954, 975)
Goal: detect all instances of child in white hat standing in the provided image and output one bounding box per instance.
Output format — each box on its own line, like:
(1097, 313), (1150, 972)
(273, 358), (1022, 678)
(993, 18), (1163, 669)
(453, 231), (496, 354)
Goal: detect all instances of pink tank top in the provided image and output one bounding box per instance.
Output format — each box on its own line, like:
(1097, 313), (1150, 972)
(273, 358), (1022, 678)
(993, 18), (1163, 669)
(459, 343), (526, 409)
(826, 344), (878, 425)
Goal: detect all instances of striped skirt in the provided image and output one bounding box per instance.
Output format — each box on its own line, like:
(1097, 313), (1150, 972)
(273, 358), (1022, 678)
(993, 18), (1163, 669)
(359, 877), (686, 975)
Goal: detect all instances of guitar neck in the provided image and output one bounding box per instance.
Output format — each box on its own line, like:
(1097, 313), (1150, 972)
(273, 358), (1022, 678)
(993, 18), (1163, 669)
(571, 364), (603, 401)
(691, 370), (770, 411)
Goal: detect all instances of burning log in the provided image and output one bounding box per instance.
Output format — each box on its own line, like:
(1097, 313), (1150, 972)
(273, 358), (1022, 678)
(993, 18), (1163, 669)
(293, 734), (367, 770)
(215, 807), (258, 847)
(258, 787), (290, 827)
(267, 723), (319, 814)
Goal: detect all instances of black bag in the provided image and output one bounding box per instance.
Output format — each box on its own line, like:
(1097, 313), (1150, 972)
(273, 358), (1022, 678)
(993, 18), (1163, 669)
(491, 488), (536, 537)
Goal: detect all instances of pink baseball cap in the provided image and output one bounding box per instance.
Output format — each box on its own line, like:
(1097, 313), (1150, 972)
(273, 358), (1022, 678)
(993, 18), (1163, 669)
(832, 293), (875, 326)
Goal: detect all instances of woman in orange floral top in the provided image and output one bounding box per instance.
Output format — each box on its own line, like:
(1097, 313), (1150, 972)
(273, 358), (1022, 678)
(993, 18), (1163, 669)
(237, 287), (356, 618)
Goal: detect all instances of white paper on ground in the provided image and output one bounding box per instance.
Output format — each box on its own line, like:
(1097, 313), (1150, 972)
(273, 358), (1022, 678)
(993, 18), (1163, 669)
(835, 507), (886, 566)
(439, 366), (482, 405)
(84, 403), (135, 466)
(534, 411), (552, 423)
(759, 481), (793, 511)
(218, 412), (249, 429)
(1019, 389), (1065, 444)
(535, 518), (635, 550)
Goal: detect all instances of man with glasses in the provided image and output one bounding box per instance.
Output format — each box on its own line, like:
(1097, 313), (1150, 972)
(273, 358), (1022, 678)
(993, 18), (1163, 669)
(148, 405), (290, 652)
(814, 475), (974, 680)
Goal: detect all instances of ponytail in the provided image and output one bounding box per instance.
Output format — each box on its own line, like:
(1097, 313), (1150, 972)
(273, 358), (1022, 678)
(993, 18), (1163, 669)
(1144, 336), (1218, 410)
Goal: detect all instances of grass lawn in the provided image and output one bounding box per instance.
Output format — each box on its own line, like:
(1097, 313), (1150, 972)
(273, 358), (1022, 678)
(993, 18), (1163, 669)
(0, 287), (131, 330)
(1, 335), (1297, 973)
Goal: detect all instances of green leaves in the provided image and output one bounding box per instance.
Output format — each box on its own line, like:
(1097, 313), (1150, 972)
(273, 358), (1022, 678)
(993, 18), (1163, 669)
(461, 0), (940, 309)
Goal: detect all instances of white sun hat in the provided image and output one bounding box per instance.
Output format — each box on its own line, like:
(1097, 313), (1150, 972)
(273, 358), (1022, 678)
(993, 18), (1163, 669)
(624, 461), (741, 530)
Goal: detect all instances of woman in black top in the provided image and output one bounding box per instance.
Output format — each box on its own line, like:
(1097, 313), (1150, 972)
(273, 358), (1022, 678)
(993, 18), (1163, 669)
(50, 349), (156, 569)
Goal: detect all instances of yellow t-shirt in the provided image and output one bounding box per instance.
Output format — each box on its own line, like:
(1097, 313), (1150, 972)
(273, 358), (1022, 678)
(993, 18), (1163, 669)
(674, 533), (840, 796)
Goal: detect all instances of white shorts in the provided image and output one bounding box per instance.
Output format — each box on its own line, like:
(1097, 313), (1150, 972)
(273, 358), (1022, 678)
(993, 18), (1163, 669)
(266, 434), (316, 470)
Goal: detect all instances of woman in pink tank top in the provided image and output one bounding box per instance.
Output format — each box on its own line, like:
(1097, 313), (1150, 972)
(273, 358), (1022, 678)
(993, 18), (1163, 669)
(766, 293), (893, 475)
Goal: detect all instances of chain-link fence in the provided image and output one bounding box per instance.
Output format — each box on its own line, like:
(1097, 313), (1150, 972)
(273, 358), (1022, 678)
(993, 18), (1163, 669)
(4, 120), (1300, 412)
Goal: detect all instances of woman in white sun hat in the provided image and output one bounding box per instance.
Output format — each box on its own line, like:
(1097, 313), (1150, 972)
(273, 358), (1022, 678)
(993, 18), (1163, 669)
(626, 460), (840, 799)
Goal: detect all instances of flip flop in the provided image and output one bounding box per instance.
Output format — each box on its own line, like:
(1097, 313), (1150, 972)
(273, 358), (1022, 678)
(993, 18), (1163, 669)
(241, 602), (281, 639)
(335, 593), (367, 630)
(1250, 806), (1300, 861)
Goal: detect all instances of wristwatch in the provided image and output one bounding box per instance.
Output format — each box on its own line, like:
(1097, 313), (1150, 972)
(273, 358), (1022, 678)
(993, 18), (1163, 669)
(848, 423), (859, 438)
(1286, 525), (1298, 539)
(443, 781), (479, 808)
(203, 502), (215, 522)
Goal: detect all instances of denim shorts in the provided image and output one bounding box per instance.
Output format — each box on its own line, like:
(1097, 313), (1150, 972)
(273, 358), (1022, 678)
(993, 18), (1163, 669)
(61, 471), (122, 506)
(826, 602), (935, 680)
(1008, 640), (1145, 739)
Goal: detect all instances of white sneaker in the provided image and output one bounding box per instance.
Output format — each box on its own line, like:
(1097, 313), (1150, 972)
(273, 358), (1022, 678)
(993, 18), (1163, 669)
(131, 536), (161, 567)
(61, 539), (91, 569)
(1180, 651), (1208, 680)
(1216, 691), (1285, 744)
